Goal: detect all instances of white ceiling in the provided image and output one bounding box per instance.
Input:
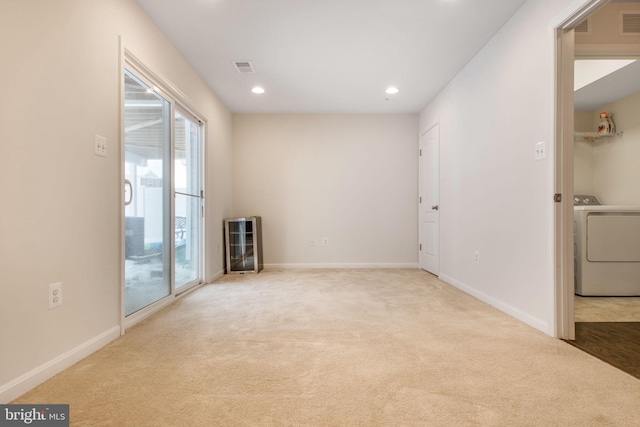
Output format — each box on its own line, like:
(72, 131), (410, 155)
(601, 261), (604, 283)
(574, 59), (636, 92)
(134, 0), (527, 114)
(575, 59), (640, 111)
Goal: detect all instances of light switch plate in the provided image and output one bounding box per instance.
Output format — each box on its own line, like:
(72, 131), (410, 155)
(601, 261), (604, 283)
(535, 141), (545, 160)
(95, 134), (107, 157)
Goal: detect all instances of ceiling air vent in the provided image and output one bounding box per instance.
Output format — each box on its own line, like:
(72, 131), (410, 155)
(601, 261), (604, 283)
(233, 61), (255, 74)
(575, 19), (591, 35)
(620, 11), (640, 36)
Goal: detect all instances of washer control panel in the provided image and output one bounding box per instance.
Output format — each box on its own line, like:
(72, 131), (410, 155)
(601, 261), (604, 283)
(573, 195), (601, 206)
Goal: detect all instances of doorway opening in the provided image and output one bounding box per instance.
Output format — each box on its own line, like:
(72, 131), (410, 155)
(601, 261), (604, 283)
(556, 0), (640, 377)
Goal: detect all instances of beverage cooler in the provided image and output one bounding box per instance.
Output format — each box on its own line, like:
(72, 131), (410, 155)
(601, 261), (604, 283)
(224, 216), (263, 273)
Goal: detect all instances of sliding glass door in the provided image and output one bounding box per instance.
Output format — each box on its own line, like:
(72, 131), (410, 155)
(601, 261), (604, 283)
(123, 70), (171, 316)
(174, 111), (202, 289)
(123, 66), (204, 319)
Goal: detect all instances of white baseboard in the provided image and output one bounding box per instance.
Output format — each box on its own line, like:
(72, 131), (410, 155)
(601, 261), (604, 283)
(438, 274), (549, 334)
(0, 326), (120, 404)
(207, 269), (225, 283)
(264, 263), (418, 269)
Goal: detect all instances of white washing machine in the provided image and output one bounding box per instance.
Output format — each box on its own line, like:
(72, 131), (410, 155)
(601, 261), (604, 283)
(574, 195), (640, 296)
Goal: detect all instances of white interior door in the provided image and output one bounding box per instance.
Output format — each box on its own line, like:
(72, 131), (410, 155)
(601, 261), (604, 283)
(419, 123), (440, 274)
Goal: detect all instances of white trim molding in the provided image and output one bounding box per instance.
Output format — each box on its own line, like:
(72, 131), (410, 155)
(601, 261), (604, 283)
(207, 269), (225, 284)
(439, 274), (550, 335)
(0, 326), (120, 404)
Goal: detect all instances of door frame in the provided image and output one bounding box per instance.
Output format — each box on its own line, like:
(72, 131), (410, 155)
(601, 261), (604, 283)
(552, 0), (610, 339)
(119, 40), (207, 335)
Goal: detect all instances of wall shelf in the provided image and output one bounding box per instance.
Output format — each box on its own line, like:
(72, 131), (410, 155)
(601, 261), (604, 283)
(574, 131), (623, 141)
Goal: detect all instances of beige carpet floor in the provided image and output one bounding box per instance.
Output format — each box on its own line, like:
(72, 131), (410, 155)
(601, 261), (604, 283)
(13, 269), (640, 426)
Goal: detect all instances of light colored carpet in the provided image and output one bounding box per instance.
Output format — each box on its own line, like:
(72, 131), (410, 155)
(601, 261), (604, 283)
(13, 269), (640, 426)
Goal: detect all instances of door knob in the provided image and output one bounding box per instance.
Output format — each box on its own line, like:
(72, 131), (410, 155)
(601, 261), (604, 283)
(431, 205), (439, 211)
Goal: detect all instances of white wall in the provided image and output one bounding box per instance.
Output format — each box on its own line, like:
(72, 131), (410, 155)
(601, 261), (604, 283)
(419, 0), (587, 334)
(574, 110), (595, 195)
(576, 93), (640, 204)
(0, 0), (232, 401)
(232, 114), (419, 267)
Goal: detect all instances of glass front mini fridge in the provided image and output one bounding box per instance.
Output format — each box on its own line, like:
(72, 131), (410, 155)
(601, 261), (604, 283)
(224, 216), (263, 273)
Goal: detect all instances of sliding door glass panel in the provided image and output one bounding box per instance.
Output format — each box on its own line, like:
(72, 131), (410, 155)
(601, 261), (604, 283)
(124, 70), (171, 316)
(174, 111), (201, 289)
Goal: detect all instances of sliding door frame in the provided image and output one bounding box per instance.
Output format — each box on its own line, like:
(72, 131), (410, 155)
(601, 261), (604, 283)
(173, 105), (205, 293)
(119, 40), (206, 334)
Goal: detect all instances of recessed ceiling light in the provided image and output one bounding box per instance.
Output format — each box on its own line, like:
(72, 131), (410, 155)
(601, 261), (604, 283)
(385, 87), (400, 95)
(251, 86), (265, 94)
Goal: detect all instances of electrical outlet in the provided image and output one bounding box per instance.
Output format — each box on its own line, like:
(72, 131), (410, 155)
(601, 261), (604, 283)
(322, 237), (329, 246)
(94, 134), (107, 157)
(49, 282), (63, 310)
(474, 251), (480, 264)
